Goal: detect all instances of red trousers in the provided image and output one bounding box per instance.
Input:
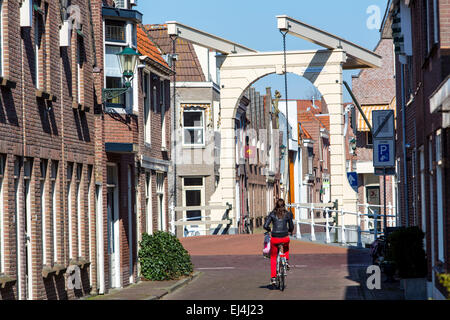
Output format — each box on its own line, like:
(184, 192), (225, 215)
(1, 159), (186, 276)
(270, 236), (290, 278)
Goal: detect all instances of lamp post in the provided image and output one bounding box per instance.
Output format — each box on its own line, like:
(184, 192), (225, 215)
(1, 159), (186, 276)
(102, 46), (140, 102)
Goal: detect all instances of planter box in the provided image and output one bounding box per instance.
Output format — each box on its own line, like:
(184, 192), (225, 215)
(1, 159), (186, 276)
(403, 278), (427, 300)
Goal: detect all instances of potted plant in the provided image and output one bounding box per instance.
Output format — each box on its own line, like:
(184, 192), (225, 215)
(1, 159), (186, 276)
(386, 226), (428, 300)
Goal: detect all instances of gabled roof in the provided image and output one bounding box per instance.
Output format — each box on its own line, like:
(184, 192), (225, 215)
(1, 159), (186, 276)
(137, 25), (169, 69)
(144, 24), (206, 82)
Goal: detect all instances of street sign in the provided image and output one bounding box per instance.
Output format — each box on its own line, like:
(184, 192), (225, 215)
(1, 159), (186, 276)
(372, 110), (396, 169)
(347, 172), (358, 192)
(373, 139), (395, 168)
(375, 167), (396, 176)
(372, 110), (395, 139)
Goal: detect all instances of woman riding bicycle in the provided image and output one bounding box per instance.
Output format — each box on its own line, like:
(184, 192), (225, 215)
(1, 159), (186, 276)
(263, 198), (294, 286)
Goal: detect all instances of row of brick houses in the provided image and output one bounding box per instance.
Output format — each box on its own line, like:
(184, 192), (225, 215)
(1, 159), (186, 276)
(382, 0), (449, 299)
(0, 0), (172, 300)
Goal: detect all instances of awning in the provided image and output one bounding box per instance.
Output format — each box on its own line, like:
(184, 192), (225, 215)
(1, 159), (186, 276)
(357, 101), (396, 132)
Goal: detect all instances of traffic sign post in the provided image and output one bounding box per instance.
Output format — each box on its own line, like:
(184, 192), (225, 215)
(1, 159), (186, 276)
(372, 110), (396, 237)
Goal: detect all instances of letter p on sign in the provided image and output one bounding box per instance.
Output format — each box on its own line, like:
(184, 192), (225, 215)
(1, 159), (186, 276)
(366, 265), (381, 290)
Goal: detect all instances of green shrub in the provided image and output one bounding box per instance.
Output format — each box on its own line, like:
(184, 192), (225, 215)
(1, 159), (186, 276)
(438, 274), (450, 300)
(138, 231), (194, 281)
(386, 226), (427, 278)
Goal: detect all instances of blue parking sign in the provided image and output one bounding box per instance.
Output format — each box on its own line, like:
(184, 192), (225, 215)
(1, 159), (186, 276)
(378, 144), (390, 162)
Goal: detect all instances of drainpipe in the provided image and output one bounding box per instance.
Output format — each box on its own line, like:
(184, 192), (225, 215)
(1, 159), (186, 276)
(400, 63), (409, 226)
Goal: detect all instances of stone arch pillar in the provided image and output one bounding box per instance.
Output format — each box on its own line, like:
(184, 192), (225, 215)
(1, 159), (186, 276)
(209, 49), (357, 234)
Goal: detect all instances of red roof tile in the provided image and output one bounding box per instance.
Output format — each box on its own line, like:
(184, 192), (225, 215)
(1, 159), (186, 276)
(144, 24), (206, 82)
(137, 25), (169, 68)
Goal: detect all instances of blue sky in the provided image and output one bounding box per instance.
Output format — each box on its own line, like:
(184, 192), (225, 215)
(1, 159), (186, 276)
(139, 0), (389, 102)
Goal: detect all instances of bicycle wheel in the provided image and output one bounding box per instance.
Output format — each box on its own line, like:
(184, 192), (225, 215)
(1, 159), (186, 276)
(279, 261), (286, 291)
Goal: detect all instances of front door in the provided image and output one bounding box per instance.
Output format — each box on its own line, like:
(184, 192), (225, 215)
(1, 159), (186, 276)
(107, 186), (119, 288)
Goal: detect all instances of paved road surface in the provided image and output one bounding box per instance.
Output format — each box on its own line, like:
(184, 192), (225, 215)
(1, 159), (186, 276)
(163, 234), (371, 300)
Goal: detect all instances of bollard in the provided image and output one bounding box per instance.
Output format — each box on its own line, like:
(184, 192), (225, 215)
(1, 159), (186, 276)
(341, 209), (346, 245)
(325, 208), (330, 243)
(296, 220), (301, 239)
(310, 207), (316, 241)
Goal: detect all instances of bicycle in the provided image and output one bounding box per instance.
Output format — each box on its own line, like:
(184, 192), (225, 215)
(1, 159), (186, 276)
(243, 215), (253, 234)
(275, 244), (288, 291)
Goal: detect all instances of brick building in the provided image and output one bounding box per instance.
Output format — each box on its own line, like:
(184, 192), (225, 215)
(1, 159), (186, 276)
(146, 24), (221, 237)
(0, 0), (97, 300)
(350, 38), (397, 229)
(0, 0), (173, 300)
(235, 87), (280, 232)
(382, 0), (449, 299)
(92, 1), (172, 293)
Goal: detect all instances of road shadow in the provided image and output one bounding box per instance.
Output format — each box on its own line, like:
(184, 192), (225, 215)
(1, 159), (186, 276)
(343, 247), (404, 300)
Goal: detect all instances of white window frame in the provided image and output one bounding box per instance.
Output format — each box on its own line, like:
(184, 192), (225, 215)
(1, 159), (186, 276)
(77, 37), (82, 104)
(0, 155), (4, 273)
(161, 81), (167, 150)
(40, 160), (47, 265)
(182, 177), (205, 226)
(182, 108), (205, 147)
(76, 164), (82, 259)
(67, 163), (73, 260)
(144, 72), (151, 145)
(436, 131), (444, 262)
(145, 172), (153, 234)
(51, 161), (58, 263)
(34, 10), (41, 89)
(156, 172), (166, 231)
(103, 18), (137, 114)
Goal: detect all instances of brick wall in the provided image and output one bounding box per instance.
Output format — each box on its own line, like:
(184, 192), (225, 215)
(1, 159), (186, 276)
(0, 0), (96, 300)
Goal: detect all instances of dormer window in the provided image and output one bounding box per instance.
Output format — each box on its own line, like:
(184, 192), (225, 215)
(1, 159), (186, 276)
(105, 20), (126, 43)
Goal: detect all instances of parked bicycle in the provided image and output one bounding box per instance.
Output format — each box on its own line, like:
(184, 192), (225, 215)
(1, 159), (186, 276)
(243, 215), (253, 234)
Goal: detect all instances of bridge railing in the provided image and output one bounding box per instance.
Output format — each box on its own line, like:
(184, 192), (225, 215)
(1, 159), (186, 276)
(169, 203), (232, 237)
(286, 203), (397, 247)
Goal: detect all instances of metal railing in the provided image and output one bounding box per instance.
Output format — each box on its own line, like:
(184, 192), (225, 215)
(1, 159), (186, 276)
(287, 202), (397, 247)
(169, 203), (232, 237)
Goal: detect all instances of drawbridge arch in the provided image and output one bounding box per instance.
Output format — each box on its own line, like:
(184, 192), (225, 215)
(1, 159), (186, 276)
(166, 17), (381, 234)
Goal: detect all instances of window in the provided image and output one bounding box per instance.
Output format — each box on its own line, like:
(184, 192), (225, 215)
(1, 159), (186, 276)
(50, 161), (58, 263)
(161, 81), (166, 149)
(183, 109), (205, 146)
(0, 154), (5, 273)
(308, 147), (313, 175)
(144, 72), (151, 144)
(105, 45), (125, 106)
(113, 0), (126, 9)
(67, 162), (73, 259)
(436, 132), (444, 262)
(105, 20), (126, 43)
(77, 37), (84, 104)
(34, 7), (42, 89)
(433, 0), (439, 44)
(145, 172), (152, 234)
(366, 131), (373, 146)
(76, 164), (82, 258)
(156, 173), (165, 231)
(40, 160), (48, 265)
(183, 177), (204, 222)
(419, 147), (426, 249)
(152, 85), (157, 112)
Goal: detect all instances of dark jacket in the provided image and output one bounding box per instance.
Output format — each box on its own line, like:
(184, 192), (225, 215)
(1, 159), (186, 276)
(263, 210), (294, 238)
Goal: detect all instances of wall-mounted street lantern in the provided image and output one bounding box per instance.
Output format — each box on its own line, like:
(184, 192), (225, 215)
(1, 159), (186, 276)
(102, 46), (141, 103)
